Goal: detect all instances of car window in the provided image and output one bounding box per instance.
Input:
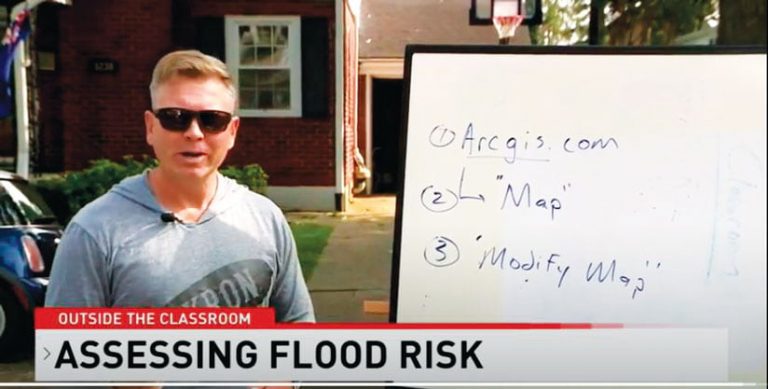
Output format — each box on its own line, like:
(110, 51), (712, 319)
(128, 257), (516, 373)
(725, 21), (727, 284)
(0, 180), (57, 226)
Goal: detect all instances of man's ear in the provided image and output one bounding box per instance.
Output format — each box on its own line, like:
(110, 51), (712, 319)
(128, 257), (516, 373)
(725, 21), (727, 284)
(144, 110), (156, 146)
(227, 116), (241, 150)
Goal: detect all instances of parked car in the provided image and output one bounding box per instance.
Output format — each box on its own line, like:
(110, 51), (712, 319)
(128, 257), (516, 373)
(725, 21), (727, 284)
(0, 170), (62, 361)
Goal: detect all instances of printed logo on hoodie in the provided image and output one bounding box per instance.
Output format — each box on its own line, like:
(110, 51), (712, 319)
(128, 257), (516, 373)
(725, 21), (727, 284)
(164, 260), (273, 307)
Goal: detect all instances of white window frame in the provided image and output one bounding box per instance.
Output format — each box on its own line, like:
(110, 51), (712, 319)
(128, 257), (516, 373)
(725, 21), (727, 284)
(225, 16), (302, 117)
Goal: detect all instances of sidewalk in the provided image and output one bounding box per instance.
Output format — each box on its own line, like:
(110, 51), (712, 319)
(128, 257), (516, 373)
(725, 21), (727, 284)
(288, 195), (396, 322)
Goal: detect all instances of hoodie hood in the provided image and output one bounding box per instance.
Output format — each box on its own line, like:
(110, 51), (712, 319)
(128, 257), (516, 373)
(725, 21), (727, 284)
(109, 171), (245, 224)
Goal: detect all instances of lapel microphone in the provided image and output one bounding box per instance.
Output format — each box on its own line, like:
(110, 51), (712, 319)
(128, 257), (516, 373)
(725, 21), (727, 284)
(160, 212), (179, 223)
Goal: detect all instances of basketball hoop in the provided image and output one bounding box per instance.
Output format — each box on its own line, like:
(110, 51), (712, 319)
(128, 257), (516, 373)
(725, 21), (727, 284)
(492, 15), (524, 41)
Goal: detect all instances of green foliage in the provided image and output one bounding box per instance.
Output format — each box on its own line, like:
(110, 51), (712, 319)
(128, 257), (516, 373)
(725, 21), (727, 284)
(604, 0), (718, 45)
(289, 221), (334, 281)
(531, 0), (718, 46)
(32, 156), (268, 224)
(220, 164), (269, 195)
(33, 156), (157, 224)
(531, 0), (591, 45)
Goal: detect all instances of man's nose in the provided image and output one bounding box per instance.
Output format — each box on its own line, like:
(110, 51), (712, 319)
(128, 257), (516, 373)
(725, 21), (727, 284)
(183, 118), (205, 140)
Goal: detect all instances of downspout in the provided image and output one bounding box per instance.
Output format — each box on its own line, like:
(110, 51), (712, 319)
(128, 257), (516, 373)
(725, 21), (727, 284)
(334, 0), (345, 211)
(12, 0), (72, 179)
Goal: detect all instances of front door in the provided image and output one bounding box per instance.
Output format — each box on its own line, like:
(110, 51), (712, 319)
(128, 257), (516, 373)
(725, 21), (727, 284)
(371, 78), (403, 194)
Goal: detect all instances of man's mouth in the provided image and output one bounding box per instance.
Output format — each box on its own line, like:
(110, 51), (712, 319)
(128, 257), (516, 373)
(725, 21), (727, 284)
(179, 151), (206, 158)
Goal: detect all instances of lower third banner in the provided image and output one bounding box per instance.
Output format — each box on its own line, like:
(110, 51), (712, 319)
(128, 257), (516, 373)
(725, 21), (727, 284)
(35, 308), (727, 383)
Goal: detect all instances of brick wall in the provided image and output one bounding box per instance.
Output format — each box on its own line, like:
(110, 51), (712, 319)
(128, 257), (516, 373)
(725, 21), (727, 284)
(38, 0), (337, 188)
(48, 0), (168, 172)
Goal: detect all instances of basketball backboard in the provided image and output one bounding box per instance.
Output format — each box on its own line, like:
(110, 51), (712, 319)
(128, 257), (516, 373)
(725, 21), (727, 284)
(469, 0), (542, 26)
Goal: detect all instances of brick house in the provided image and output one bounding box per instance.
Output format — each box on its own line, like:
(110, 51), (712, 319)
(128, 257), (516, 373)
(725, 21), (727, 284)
(24, 0), (360, 211)
(356, 0), (530, 194)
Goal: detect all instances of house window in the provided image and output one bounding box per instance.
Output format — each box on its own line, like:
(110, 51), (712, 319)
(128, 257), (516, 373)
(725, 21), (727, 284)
(225, 16), (302, 117)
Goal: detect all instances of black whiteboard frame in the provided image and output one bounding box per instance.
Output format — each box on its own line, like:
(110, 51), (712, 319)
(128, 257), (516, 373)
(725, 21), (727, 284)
(388, 44), (768, 323)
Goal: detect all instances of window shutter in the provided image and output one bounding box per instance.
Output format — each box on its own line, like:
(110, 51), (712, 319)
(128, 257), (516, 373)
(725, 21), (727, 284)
(301, 17), (329, 118)
(171, 0), (192, 48)
(195, 17), (225, 61)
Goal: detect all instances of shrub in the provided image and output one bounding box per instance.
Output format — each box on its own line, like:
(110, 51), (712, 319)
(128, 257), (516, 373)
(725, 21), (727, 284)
(32, 156), (268, 224)
(33, 156), (156, 224)
(220, 164), (269, 195)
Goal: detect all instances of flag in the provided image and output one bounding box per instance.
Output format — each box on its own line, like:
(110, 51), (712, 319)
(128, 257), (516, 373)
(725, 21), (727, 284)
(0, 9), (32, 118)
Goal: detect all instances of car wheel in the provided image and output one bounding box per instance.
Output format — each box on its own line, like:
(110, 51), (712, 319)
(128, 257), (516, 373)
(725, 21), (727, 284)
(0, 287), (27, 362)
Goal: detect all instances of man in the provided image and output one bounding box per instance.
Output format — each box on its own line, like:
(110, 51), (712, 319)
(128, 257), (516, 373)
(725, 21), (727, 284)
(46, 50), (314, 324)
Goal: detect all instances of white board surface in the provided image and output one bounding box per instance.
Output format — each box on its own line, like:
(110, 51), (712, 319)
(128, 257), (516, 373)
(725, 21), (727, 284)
(393, 47), (767, 381)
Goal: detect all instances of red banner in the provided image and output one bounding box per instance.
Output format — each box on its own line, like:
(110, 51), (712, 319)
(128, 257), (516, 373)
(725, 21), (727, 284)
(35, 307), (276, 330)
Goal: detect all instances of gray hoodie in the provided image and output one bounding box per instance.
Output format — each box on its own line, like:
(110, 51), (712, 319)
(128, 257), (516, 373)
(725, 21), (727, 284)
(45, 172), (314, 322)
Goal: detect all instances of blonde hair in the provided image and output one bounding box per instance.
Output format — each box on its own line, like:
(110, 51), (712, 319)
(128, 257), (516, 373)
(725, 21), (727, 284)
(149, 50), (237, 108)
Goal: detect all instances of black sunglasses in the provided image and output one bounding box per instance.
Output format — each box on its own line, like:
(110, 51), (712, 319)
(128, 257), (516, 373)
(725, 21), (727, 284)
(153, 108), (233, 133)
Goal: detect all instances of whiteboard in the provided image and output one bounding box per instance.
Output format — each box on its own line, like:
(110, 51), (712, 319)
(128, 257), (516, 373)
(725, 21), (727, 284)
(391, 46), (767, 381)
